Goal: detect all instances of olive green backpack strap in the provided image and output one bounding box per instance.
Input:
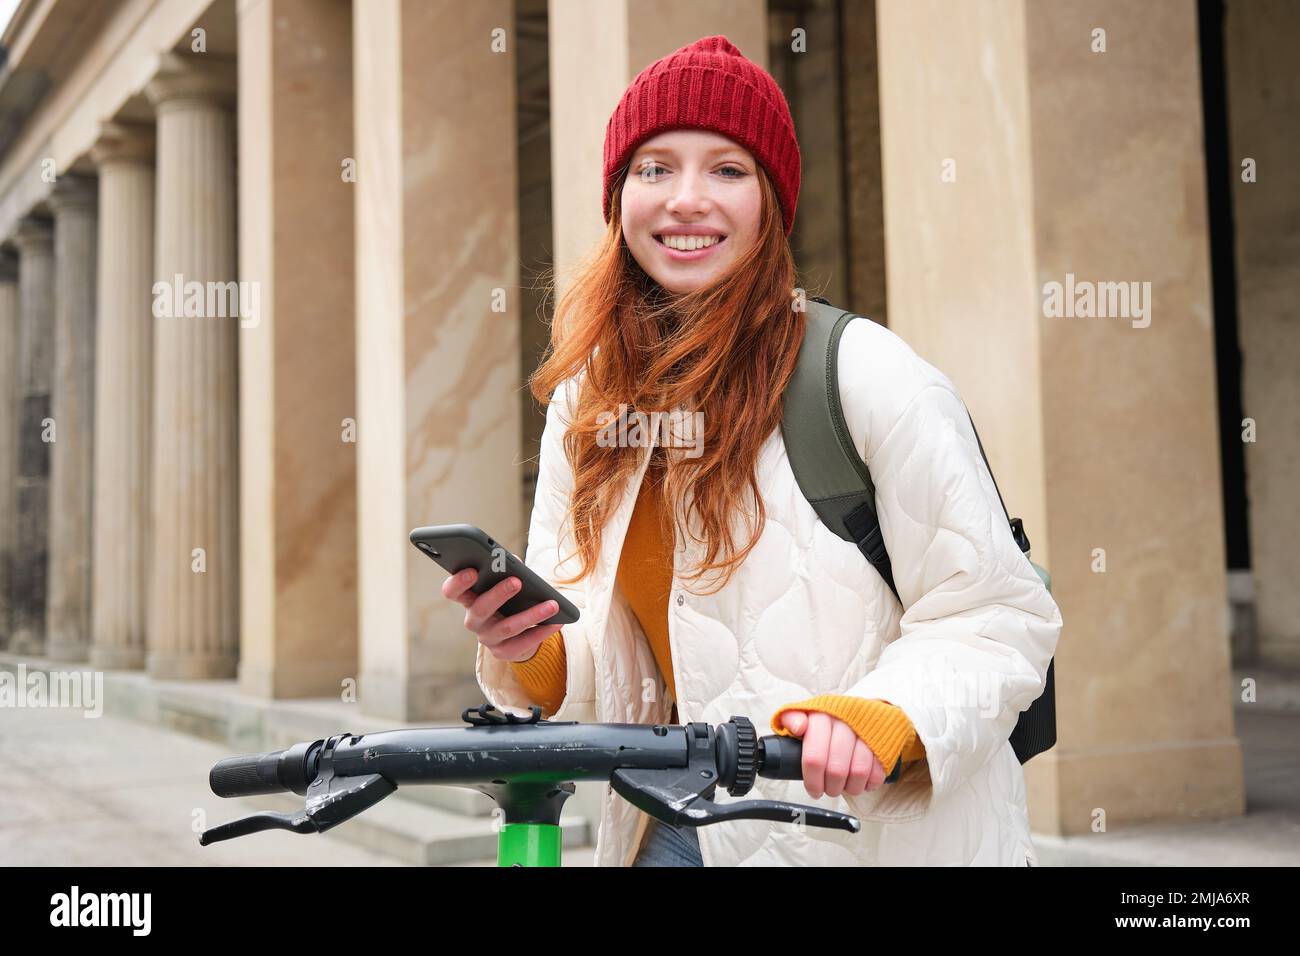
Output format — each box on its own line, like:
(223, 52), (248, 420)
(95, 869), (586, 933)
(779, 297), (899, 598)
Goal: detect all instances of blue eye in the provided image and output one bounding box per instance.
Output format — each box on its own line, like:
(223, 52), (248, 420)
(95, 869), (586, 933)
(640, 163), (667, 180)
(719, 166), (747, 178)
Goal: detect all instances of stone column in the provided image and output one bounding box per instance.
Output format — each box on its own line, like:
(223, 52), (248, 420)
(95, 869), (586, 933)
(841, 2), (887, 323)
(1225, 0), (1300, 668)
(875, 0), (1243, 833)
(9, 217), (55, 656)
(352, 0), (523, 720)
(0, 254), (17, 643)
(237, 0), (357, 698)
(89, 124), (155, 671)
(144, 54), (239, 680)
(45, 175), (99, 662)
(548, 0), (767, 285)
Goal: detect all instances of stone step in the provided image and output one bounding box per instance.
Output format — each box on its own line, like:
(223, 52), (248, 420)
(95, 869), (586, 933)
(250, 790), (593, 866)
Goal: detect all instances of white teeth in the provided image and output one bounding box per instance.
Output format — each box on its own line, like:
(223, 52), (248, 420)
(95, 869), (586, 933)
(659, 234), (722, 251)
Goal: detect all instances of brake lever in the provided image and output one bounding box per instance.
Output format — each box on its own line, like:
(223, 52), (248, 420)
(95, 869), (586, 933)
(199, 733), (397, 845)
(610, 722), (860, 834)
(199, 809), (317, 845)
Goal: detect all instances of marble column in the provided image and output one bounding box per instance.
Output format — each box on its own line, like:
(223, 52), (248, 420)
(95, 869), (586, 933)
(144, 53), (239, 680)
(45, 175), (99, 662)
(9, 218), (55, 656)
(89, 125), (155, 671)
(353, 0), (523, 720)
(237, 0), (358, 699)
(0, 254), (17, 644)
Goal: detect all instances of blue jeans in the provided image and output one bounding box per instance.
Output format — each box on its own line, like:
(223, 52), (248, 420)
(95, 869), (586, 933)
(632, 816), (704, 867)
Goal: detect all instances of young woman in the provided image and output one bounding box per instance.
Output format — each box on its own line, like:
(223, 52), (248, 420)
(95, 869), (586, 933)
(448, 36), (1061, 867)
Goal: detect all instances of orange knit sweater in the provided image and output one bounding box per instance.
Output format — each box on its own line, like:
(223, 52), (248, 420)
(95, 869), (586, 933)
(510, 453), (927, 777)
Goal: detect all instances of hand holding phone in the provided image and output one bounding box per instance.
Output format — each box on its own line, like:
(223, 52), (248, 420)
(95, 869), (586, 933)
(413, 524), (579, 664)
(441, 566), (562, 663)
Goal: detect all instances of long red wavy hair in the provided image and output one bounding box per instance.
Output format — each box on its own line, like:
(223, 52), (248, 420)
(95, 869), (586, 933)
(529, 161), (815, 595)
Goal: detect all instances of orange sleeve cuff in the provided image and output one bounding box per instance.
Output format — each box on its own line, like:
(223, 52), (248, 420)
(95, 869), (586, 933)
(770, 694), (927, 773)
(507, 629), (568, 716)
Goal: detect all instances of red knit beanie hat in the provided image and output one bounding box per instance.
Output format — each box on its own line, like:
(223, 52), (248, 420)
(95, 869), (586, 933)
(603, 35), (801, 235)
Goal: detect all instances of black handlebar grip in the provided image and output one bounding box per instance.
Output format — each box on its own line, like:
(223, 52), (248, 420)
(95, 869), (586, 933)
(210, 741), (320, 798)
(759, 735), (805, 780)
(210, 750), (288, 797)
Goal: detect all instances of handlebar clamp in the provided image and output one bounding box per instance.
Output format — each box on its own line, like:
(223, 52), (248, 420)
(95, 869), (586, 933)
(462, 702), (545, 726)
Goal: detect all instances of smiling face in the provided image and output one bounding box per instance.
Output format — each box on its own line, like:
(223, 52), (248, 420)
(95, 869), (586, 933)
(620, 129), (762, 296)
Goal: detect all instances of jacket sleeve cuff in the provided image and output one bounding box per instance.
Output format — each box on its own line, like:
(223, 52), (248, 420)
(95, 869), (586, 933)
(507, 629), (567, 715)
(770, 694), (928, 775)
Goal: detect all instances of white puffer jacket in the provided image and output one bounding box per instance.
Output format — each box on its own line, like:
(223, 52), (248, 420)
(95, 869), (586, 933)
(477, 316), (1063, 866)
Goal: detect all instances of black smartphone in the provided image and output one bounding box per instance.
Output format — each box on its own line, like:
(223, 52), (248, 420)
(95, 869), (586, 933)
(410, 524), (580, 628)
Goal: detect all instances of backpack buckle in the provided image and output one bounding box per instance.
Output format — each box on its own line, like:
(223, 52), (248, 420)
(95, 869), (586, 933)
(1009, 517), (1031, 554)
(856, 524), (889, 565)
